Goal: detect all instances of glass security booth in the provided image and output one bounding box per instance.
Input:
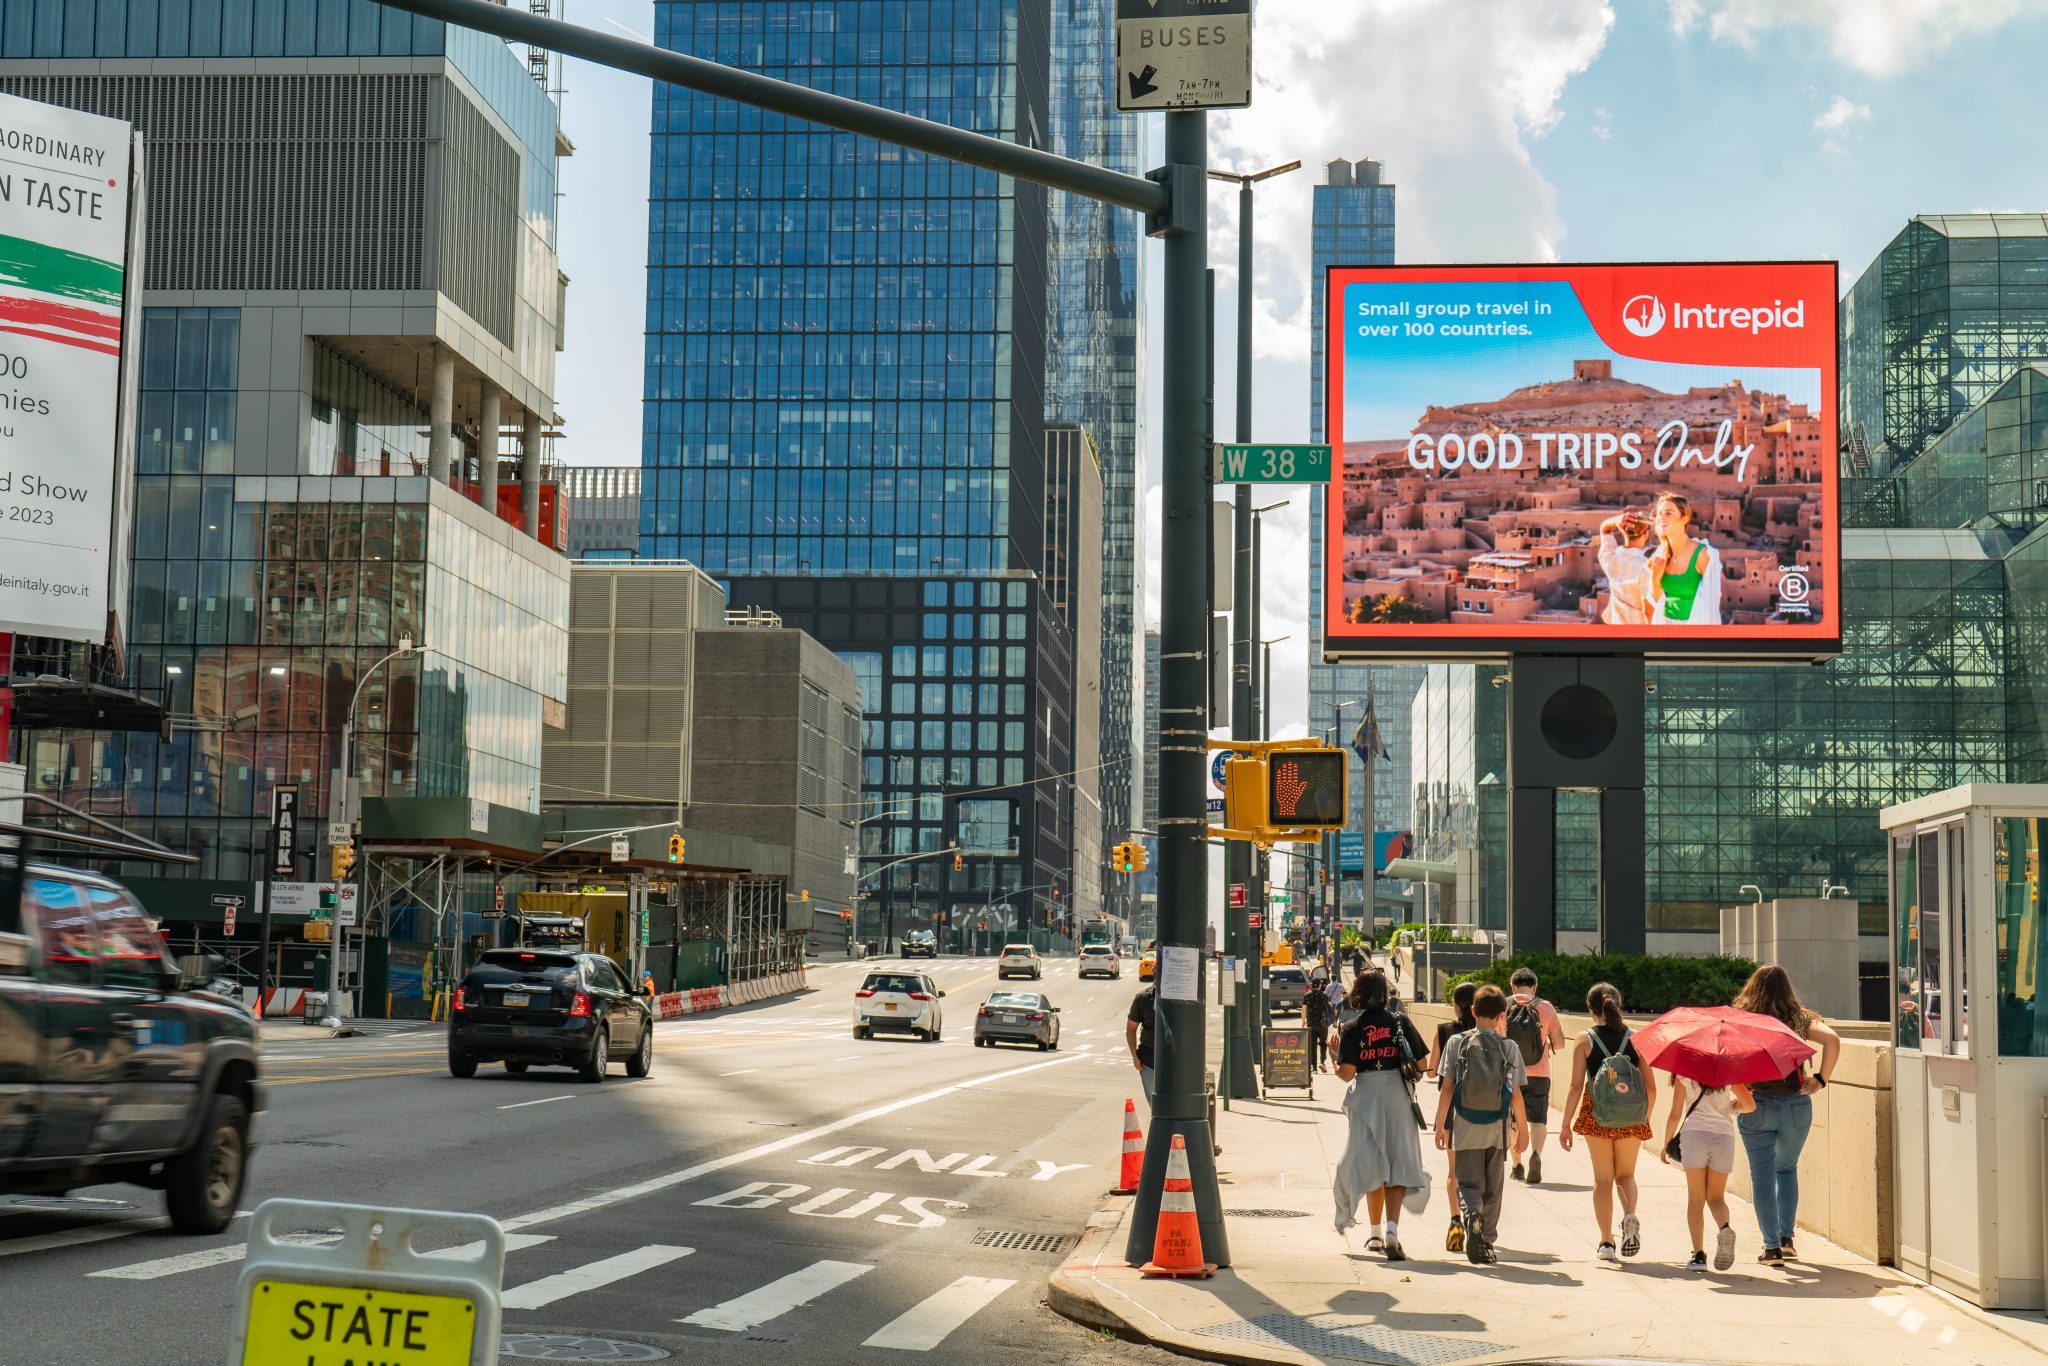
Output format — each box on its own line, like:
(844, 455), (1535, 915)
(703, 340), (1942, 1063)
(1881, 784), (2048, 1308)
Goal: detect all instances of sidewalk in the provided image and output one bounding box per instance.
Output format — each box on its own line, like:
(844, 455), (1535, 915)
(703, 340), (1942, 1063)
(1052, 1075), (2046, 1365)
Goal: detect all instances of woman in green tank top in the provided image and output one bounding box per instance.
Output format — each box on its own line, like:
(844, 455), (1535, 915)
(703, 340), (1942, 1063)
(1647, 492), (1723, 625)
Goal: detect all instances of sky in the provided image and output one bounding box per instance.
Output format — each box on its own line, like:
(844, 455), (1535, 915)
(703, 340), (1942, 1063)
(548, 0), (2048, 763)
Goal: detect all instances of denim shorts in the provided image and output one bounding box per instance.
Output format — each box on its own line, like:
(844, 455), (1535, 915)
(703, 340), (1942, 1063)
(1681, 1125), (1737, 1173)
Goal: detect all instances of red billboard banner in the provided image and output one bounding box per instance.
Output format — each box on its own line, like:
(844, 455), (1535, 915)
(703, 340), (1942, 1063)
(1323, 262), (1840, 661)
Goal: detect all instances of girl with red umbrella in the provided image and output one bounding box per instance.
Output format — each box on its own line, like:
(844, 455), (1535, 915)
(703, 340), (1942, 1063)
(1634, 1004), (1816, 1273)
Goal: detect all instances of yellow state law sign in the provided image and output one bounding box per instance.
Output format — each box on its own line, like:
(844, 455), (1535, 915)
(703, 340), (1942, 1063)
(242, 1280), (474, 1365)
(231, 1199), (505, 1366)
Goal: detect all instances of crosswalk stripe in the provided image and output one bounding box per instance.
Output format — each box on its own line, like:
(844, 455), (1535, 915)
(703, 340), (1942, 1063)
(681, 1259), (872, 1332)
(0, 1217), (167, 1259)
(862, 1275), (1016, 1351)
(502, 1244), (693, 1310)
(425, 1233), (554, 1261)
(90, 1230), (334, 1280)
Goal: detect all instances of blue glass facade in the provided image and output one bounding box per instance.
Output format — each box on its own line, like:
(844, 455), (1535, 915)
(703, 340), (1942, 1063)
(1303, 158), (1414, 921)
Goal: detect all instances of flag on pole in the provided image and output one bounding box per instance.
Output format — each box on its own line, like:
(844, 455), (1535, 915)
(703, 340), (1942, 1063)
(1350, 687), (1390, 765)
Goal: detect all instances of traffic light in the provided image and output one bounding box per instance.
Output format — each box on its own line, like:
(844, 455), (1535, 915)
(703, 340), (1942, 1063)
(330, 842), (355, 881)
(1132, 843), (1148, 873)
(1267, 749), (1348, 828)
(1110, 842), (1134, 873)
(952, 852), (965, 872)
(667, 833), (685, 863)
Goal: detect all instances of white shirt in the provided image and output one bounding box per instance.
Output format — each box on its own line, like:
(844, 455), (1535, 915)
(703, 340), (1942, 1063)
(1680, 1080), (1741, 1134)
(1597, 534), (1653, 625)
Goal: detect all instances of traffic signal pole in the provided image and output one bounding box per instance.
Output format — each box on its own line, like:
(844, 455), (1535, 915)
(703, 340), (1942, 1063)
(1223, 180), (1255, 1101)
(370, 0), (1219, 1271)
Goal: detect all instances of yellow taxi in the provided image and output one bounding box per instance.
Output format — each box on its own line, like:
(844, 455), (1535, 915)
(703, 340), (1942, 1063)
(1138, 950), (1157, 981)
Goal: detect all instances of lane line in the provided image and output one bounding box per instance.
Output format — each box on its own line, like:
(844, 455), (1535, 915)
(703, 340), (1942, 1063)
(862, 1275), (1017, 1351)
(0, 1217), (168, 1258)
(502, 1243), (694, 1310)
(499, 1095), (577, 1110)
(719, 1069), (758, 1077)
(681, 1259), (871, 1332)
(501, 1051), (1085, 1232)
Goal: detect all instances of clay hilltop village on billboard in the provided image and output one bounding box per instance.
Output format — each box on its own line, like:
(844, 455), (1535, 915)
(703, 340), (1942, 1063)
(1323, 262), (1839, 660)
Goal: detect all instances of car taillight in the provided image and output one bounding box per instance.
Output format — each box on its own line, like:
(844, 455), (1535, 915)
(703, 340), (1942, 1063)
(568, 992), (592, 1018)
(976, 1006), (992, 1018)
(855, 989), (876, 998)
(1026, 1012), (1046, 1022)
(453, 987), (467, 1012)
(908, 992), (932, 1002)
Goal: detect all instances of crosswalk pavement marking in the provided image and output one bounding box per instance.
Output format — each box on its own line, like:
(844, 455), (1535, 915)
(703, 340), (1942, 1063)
(426, 1233), (555, 1260)
(90, 1229), (335, 1280)
(681, 1259), (872, 1332)
(502, 1244), (694, 1310)
(862, 1275), (1016, 1351)
(0, 1217), (168, 1259)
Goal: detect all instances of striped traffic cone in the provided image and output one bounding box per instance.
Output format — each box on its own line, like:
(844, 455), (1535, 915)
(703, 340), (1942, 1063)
(1114, 1099), (1143, 1194)
(1139, 1135), (1215, 1278)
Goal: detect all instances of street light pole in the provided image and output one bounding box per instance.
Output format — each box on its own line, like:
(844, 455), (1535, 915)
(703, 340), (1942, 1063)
(322, 637), (420, 1029)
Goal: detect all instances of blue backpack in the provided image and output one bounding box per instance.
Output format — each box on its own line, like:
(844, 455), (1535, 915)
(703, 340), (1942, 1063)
(1587, 1030), (1650, 1128)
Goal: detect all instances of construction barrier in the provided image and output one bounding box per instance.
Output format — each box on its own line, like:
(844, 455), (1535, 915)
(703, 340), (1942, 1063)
(654, 975), (809, 1020)
(255, 987), (309, 1017)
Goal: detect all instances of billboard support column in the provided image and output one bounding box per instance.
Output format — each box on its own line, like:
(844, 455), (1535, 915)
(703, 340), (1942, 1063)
(1599, 787), (1647, 955)
(1507, 783), (1557, 956)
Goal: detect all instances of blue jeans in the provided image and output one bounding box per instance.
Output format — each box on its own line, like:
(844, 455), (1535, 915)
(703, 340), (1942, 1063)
(1738, 1092), (1813, 1247)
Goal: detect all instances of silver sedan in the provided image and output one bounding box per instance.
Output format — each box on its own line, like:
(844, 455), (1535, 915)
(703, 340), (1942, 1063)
(973, 991), (1061, 1050)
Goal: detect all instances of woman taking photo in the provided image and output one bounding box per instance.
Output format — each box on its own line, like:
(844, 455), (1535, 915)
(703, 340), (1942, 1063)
(1732, 965), (1841, 1264)
(1646, 492), (1723, 625)
(1557, 983), (1656, 1262)
(1332, 970), (1430, 1260)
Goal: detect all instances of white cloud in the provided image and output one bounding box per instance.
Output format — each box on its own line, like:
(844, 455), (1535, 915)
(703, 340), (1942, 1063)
(1814, 95), (1870, 131)
(1590, 106), (1613, 140)
(1670, 0), (2032, 77)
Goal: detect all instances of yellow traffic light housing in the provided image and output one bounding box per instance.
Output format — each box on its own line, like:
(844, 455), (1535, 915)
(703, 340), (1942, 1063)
(330, 843), (355, 881)
(667, 833), (685, 863)
(952, 852), (965, 872)
(1132, 843), (1149, 873)
(1209, 739), (1349, 846)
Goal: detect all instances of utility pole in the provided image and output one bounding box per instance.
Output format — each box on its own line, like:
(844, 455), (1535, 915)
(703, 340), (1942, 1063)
(368, 0), (1223, 1271)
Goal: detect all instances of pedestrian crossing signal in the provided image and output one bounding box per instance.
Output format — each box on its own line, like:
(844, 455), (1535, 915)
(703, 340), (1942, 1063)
(1267, 750), (1347, 828)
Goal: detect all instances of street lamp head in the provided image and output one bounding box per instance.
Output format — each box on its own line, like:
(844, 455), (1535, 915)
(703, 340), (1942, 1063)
(1253, 499), (1288, 515)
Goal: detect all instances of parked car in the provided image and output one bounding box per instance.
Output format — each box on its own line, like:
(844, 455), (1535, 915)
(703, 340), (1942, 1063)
(449, 949), (655, 1082)
(1, 864), (264, 1234)
(1266, 964), (1310, 1017)
(1138, 950), (1157, 981)
(974, 991), (1060, 1050)
(1078, 945), (1122, 979)
(996, 943), (1042, 980)
(902, 929), (938, 958)
(853, 970), (945, 1040)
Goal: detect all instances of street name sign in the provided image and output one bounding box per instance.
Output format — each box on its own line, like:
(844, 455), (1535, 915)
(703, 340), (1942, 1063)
(1114, 0), (1251, 113)
(1214, 443), (1331, 484)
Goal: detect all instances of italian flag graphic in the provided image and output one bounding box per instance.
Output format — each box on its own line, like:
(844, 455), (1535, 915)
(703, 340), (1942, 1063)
(0, 231), (121, 357)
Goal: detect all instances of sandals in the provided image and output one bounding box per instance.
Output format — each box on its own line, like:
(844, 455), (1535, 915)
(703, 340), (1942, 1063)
(1364, 1234), (1385, 1253)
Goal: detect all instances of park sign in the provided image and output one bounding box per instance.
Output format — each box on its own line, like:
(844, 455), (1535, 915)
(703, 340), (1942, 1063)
(0, 91), (137, 642)
(1214, 443), (1331, 484)
(1114, 0), (1251, 113)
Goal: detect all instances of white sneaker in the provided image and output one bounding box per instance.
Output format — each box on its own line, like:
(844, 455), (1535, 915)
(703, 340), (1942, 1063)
(1619, 1212), (1641, 1258)
(1714, 1223), (1736, 1271)
(1597, 1242), (1619, 1263)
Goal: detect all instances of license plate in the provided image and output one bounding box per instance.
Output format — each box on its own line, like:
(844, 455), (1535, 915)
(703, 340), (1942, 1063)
(884, 1003), (899, 1011)
(1000, 1015), (1020, 1024)
(503, 993), (529, 1007)
(242, 1280), (476, 1365)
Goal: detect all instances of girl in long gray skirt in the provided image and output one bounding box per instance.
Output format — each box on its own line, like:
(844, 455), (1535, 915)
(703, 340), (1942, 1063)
(1333, 970), (1430, 1260)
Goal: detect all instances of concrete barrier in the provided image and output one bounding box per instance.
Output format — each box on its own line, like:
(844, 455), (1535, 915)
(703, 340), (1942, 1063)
(1408, 999), (1895, 1264)
(651, 975), (810, 1020)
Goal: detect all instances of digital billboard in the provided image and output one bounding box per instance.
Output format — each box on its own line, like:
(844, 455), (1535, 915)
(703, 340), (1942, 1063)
(1323, 262), (1839, 661)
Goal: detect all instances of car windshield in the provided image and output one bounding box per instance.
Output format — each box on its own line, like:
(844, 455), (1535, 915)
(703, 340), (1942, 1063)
(863, 975), (925, 994)
(987, 993), (1044, 1008)
(1271, 969), (1307, 984)
(469, 951), (580, 986)
(1002, 945), (1034, 954)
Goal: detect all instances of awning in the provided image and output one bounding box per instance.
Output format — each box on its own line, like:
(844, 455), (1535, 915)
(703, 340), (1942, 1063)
(1382, 857), (1457, 887)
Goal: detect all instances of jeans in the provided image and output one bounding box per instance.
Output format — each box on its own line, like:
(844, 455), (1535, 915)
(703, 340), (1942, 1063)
(1738, 1092), (1814, 1247)
(1140, 1066), (1156, 1103)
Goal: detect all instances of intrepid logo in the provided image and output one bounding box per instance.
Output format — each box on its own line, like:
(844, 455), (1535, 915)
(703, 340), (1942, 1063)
(1621, 292), (1805, 337)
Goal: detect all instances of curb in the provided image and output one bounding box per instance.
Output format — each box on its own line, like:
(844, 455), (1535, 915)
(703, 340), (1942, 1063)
(1046, 1198), (1305, 1366)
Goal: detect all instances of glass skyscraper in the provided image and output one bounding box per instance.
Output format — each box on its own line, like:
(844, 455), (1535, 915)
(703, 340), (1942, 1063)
(642, 0), (1138, 935)
(1304, 157), (1417, 921)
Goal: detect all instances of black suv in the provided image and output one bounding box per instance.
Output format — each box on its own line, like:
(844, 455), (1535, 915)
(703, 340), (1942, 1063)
(0, 863), (263, 1234)
(449, 949), (655, 1082)
(901, 929), (937, 959)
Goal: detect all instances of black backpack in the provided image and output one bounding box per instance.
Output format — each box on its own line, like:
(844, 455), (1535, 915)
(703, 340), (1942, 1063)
(1505, 996), (1546, 1065)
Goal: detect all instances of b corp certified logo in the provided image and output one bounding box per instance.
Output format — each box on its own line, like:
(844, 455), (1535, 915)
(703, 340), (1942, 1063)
(1621, 295), (1666, 337)
(1778, 563), (1811, 604)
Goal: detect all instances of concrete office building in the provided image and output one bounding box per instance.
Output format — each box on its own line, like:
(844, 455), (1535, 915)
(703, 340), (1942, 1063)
(1304, 156), (1422, 921)
(2, 6), (572, 926)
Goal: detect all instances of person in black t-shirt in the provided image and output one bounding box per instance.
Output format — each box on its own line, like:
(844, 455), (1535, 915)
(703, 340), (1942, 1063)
(1124, 984), (1157, 1103)
(1332, 970), (1430, 1260)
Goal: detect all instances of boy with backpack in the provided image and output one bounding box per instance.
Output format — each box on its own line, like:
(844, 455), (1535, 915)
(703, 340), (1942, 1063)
(1433, 986), (1529, 1265)
(1505, 967), (1565, 1183)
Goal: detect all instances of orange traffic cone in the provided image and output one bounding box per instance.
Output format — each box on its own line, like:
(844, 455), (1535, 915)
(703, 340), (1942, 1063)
(1114, 1099), (1143, 1194)
(1139, 1135), (1215, 1278)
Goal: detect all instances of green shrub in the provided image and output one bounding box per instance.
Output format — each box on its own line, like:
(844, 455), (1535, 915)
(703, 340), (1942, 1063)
(1374, 920), (1461, 948)
(1443, 952), (1759, 1014)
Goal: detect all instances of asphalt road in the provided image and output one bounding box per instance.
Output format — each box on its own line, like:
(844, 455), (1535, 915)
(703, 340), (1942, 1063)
(0, 953), (1181, 1365)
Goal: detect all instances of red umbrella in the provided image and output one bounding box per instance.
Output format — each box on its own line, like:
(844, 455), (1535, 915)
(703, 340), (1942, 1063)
(1631, 1006), (1816, 1089)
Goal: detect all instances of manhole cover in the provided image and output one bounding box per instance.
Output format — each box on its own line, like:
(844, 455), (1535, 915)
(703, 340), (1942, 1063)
(1225, 1208), (1311, 1219)
(970, 1229), (1075, 1254)
(500, 1334), (670, 1361)
(1198, 1314), (1505, 1366)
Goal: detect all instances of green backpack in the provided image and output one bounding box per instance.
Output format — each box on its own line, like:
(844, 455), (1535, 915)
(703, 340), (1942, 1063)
(1588, 1030), (1650, 1128)
(1450, 1031), (1515, 1127)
